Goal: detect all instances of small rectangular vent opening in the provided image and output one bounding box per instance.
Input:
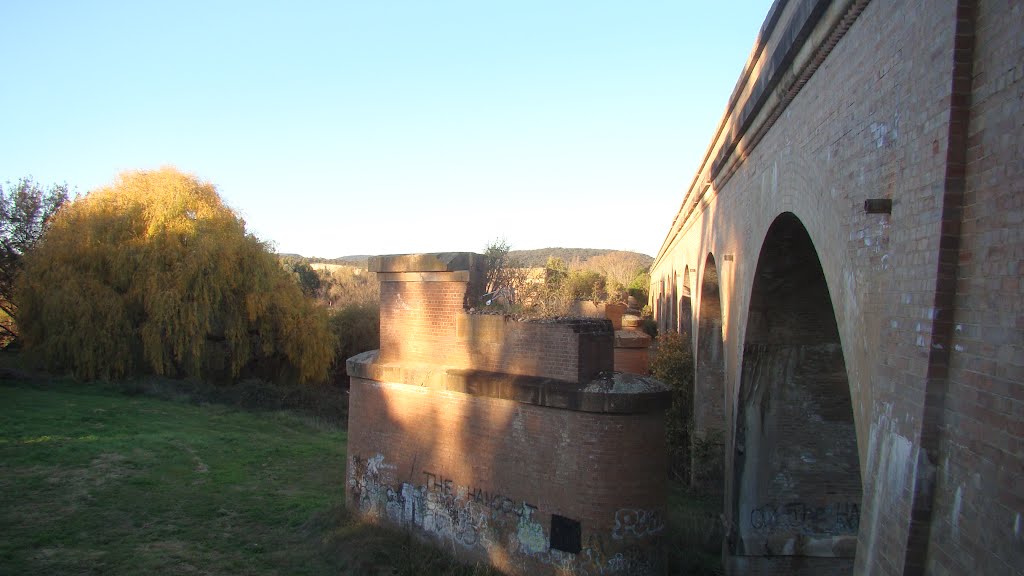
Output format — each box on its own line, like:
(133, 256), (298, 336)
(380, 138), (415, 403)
(550, 514), (581, 554)
(864, 198), (893, 214)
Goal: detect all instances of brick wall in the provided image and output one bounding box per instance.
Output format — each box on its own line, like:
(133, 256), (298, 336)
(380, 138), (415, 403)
(347, 377), (668, 576)
(379, 279), (466, 365)
(648, 0), (1022, 574)
(924, 0), (1024, 573)
(374, 254), (612, 383)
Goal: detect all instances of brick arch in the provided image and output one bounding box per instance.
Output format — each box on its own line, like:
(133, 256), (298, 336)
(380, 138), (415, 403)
(729, 212), (862, 570)
(693, 253), (726, 490)
(731, 157), (870, 467)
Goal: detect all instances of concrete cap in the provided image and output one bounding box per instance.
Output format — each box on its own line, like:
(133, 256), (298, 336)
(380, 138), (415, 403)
(614, 329), (652, 348)
(368, 252), (484, 273)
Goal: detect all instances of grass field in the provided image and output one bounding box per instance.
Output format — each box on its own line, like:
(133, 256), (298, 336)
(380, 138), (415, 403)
(0, 378), (722, 575)
(0, 379), (498, 576)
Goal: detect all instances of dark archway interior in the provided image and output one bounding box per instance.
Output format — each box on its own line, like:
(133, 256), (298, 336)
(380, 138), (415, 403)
(658, 278), (668, 333)
(732, 213), (861, 563)
(670, 270), (678, 334)
(679, 268), (693, 343)
(694, 256), (726, 491)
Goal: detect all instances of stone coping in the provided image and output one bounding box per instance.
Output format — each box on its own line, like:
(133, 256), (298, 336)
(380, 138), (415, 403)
(368, 252), (484, 273)
(458, 312), (613, 334)
(614, 329), (652, 348)
(347, 350), (670, 414)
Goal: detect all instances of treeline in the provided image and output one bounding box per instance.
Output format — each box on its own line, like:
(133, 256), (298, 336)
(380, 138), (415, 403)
(277, 256), (380, 380)
(280, 248), (653, 274)
(506, 247), (652, 269)
(4, 168), (652, 388)
(4, 168), (378, 387)
(278, 254), (371, 268)
(481, 240), (652, 318)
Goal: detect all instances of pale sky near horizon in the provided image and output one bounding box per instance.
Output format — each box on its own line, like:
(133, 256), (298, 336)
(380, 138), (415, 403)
(2, 1), (774, 259)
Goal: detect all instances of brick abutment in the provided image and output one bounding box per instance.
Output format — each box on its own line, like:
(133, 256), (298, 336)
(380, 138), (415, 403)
(346, 252), (672, 576)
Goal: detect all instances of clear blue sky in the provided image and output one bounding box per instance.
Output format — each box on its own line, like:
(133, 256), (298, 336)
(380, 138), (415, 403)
(2, 1), (773, 258)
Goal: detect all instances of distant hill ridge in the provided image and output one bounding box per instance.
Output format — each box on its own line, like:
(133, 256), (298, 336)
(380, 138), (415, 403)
(280, 248), (653, 270)
(506, 248), (653, 269)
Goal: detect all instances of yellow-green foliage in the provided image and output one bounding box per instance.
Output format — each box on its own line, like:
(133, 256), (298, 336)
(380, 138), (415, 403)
(15, 168), (334, 383)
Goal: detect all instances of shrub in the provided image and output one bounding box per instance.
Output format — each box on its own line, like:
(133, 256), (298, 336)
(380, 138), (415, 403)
(691, 428), (725, 490)
(564, 269), (606, 302)
(328, 302), (380, 385)
(650, 331), (694, 482)
(627, 270), (651, 305)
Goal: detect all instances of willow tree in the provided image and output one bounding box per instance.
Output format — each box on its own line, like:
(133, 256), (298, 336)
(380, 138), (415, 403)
(15, 168), (334, 382)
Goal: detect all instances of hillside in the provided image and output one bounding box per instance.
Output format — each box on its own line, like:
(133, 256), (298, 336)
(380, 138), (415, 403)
(507, 248), (653, 269)
(282, 249), (653, 271)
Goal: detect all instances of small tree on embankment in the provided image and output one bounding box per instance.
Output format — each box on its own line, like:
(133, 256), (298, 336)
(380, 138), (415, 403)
(15, 168), (334, 383)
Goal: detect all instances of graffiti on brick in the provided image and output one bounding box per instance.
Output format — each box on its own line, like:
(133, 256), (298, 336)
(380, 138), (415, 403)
(611, 508), (665, 540)
(349, 453), (396, 507)
(348, 454), (544, 554)
(749, 501), (859, 534)
(348, 454), (661, 575)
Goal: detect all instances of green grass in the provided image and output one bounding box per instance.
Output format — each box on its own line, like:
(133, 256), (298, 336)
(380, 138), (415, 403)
(0, 379), (497, 576)
(0, 375), (721, 575)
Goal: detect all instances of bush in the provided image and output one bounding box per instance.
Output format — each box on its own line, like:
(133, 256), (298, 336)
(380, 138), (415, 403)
(322, 266), (379, 308)
(640, 317), (658, 339)
(328, 302), (380, 385)
(650, 331), (694, 482)
(15, 168), (334, 383)
(564, 269), (606, 302)
(691, 428), (725, 490)
(628, 270), (651, 305)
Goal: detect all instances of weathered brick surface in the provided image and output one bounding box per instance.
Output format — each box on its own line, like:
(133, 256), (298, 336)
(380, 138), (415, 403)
(348, 252), (670, 575)
(379, 279), (466, 364)
(613, 347), (650, 375)
(380, 279), (612, 382)
(649, 0), (1022, 574)
(347, 377), (668, 576)
(925, 0), (1024, 574)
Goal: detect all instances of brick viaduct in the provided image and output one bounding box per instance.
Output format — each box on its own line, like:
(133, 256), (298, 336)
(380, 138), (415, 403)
(649, 0), (1021, 574)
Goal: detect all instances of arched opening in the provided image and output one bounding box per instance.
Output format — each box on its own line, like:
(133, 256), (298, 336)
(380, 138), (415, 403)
(679, 266), (693, 343)
(731, 213), (860, 572)
(694, 254), (726, 491)
(658, 277), (667, 333)
(670, 270), (678, 333)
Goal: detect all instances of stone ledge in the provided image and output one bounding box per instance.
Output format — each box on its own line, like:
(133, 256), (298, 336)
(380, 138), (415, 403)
(368, 252), (484, 273)
(376, 270), (471, 283)
(347, 350), (670, 414)
(614, 329), (652, 348)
